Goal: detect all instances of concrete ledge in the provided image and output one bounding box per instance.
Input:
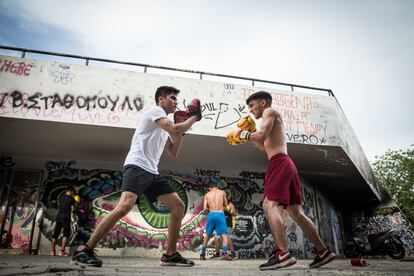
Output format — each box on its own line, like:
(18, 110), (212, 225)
(0, 248), (25, 255)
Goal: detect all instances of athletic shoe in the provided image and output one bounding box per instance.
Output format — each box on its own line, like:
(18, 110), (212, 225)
(200, 254), (207, 260)
(259, 251), (297, 270)
(210, 252), (221, 259)
(50, 250), (56, 256)
(309, 249), (336, 268)
(228, 252), (238, 260)
(221, 253), (234, 261)
(71, 247), (103, 267)
(58, 250), (68, 256)
(160, 252), (195, 267)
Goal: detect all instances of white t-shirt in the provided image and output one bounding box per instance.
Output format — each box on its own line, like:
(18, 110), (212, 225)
(124, 106), (171, 174)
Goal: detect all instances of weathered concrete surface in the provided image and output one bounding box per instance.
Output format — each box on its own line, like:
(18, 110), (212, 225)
(0, 256), (413, 276)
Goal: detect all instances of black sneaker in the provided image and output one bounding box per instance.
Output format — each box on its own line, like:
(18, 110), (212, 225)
(210, 252), (221, 259)
(259, 251), (297, 271)
(309, 249), (336, 268)
(160, 252), (195, 267)
(71, 247), (103, 267)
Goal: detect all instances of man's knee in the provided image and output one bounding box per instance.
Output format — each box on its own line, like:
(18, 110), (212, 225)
(287, 205), (304, 221)
(169, 198), (185, 215)
(262, 197), (278, 212)
(116, 200), (135, 216)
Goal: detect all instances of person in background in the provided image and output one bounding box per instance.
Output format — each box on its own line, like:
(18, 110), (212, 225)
(212, 193), (237, 259)
(200, 183), (233, 261)
(51, 186), (78, 256)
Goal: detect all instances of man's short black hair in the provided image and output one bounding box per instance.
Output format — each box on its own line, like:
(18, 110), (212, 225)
(155, 86), (180, 104)
(208, 182), (217, 188)
(246, 91), (272, 105)
(66, 186), (75, 193)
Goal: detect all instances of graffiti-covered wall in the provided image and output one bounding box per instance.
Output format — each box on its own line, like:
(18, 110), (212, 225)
(0, 55), (376, 192)
(0, 167), (42, 253)
(350, 207), (414, 256)
(33, 162), (344, 258)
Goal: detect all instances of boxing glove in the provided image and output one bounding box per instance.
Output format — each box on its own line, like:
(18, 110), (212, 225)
(186, 98), (202, 121)
(226, 129), (251, 145)
(173, 110), (189, 123)
(237, 116), (256, 132)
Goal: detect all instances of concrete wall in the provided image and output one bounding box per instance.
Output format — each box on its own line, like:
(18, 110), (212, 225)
(0, 55), (376, 192)
(0, 164), (344, 258)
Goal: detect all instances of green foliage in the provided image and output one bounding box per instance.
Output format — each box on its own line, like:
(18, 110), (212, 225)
(372, 145), (414, 223)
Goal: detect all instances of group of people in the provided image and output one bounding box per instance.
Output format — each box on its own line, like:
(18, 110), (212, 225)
(51, 86), (335, 271)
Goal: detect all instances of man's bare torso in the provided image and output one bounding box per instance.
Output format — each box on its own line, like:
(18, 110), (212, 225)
(263, 108), (287, 159)
(205, 188), (226, 212)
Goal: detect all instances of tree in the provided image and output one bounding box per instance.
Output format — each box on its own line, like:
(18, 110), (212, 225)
(371, 145), (414, 224)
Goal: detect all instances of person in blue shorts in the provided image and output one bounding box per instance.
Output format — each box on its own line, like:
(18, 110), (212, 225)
(200, 183), (233, 261)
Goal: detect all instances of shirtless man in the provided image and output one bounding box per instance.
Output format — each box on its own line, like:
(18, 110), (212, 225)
(226, 91), (335, 270)
(200, 183), (233, 261)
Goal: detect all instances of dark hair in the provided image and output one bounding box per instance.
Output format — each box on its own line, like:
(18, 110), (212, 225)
(246, 91), (272, 105)
(208, 182), (217, 188)
(66, 186), (75, 193)
(155, 86), (180, 104)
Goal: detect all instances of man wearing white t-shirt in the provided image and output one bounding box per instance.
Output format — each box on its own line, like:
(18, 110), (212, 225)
(72, 86), (200, 267)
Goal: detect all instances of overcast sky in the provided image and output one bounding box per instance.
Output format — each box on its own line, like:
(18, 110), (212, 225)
(0, 0), (413, 161)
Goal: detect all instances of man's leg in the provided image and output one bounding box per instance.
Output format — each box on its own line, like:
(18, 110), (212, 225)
(59, 218), (72, 255)
(85, 191), (137, 249)
(200, 215), (213, 260)
(259, 197), (296, 270)
(221, 234), (229, 252)
(51, 238), (57, 255)
(221, 234), (234, 260)
(200, 233), (211, 259)
(262, 197), (288, 251)
(286, 205), (325, 251)
(72, 191), (136, 267)
(61, 236), (68, 252)
(157, 192), (185, 255)
(158, 192), (194, 266)
(286, 204), (335, 268)
(51, 220), (62, 256)
(214, 235), (222, 255)
(58, 236), (69, 256)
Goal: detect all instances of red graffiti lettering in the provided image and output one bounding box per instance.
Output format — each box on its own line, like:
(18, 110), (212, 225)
(0, 58), (32, 76)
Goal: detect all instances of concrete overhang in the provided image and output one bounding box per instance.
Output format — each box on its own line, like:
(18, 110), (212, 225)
(0, 117), (379, 209)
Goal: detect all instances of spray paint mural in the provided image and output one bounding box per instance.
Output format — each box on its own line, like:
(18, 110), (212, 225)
(1, 161), (410, 258)
(0, 169), (42, 252)
(351, 207), (414, 255)
(37, 164), (344, 259)
(40, 167), (208, 251)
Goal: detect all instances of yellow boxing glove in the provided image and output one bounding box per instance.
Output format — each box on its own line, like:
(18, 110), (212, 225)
(73, 195), (81, 203)
(237, 116), (256, 132)
(226, 129), (251, 145)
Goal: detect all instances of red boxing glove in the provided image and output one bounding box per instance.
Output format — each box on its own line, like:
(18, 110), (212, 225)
(186, 98), (202, 121)
(173, 110), (189, 123)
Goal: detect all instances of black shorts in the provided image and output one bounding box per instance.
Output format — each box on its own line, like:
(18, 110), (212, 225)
(121, 164), (176, 203)
(52, 216), (71, 239)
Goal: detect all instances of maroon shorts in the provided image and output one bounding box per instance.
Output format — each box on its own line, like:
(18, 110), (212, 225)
(264, 153), (303, 206)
